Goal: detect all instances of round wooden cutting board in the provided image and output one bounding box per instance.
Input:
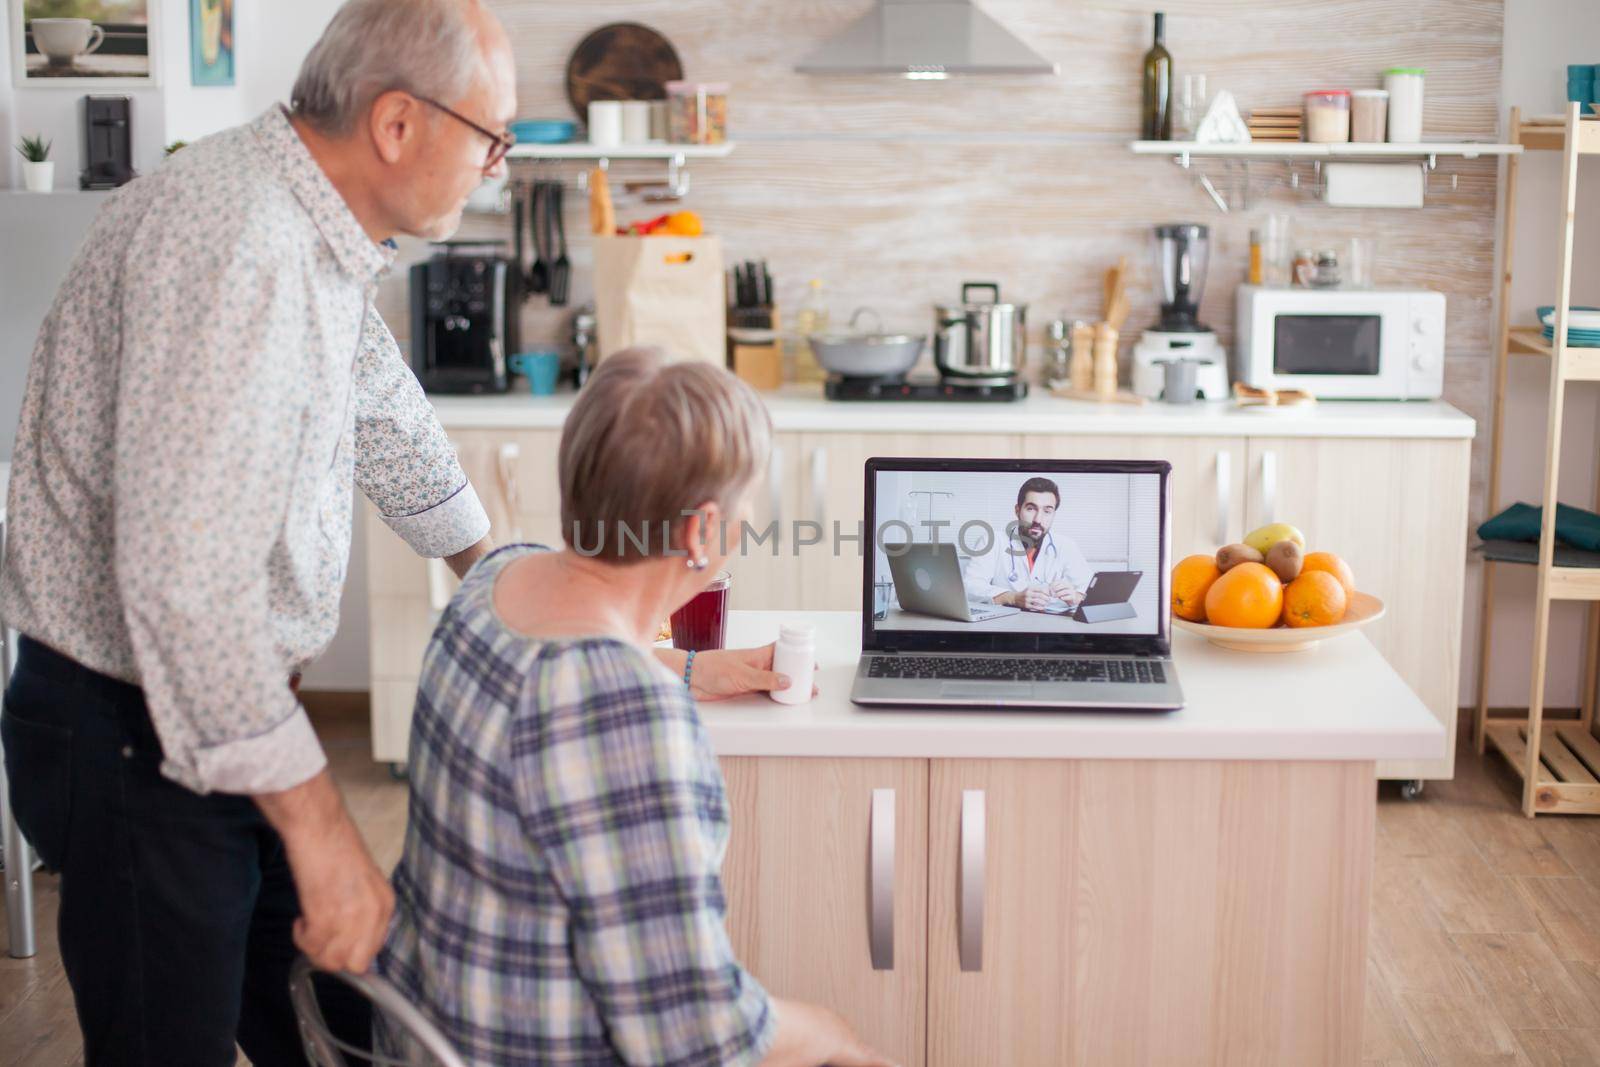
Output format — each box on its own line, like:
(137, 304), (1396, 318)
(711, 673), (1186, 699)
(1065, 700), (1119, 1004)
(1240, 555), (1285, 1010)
(565, 23), (684, 119)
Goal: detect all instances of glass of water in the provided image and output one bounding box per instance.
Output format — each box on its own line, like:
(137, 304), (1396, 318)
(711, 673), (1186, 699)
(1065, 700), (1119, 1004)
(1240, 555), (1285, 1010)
(1179, 73), (1209, 138)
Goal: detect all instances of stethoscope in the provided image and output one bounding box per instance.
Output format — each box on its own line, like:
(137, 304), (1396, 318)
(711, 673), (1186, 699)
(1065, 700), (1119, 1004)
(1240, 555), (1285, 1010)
(1007, 529), (1060, 584)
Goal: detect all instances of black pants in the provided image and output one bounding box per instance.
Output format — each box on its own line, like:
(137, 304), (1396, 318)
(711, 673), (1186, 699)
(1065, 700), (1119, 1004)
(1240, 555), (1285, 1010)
(2, 637), (370, 1066)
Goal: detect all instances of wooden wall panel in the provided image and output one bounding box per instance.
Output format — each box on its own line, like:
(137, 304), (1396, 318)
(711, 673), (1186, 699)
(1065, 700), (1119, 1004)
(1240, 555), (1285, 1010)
(374, 0), (1502, 514)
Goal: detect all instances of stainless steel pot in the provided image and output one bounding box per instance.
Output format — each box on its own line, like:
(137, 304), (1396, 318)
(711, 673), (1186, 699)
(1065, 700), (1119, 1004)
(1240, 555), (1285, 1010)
(933, 282), (1027, 380)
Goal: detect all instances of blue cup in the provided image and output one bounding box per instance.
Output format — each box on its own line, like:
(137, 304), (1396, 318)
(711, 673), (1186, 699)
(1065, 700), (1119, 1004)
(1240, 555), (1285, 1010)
(508, 350), (562, 395)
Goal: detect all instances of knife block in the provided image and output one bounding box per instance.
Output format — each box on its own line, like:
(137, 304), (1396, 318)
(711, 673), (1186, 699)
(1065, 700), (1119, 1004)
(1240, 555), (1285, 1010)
(729, 305), (782, 391)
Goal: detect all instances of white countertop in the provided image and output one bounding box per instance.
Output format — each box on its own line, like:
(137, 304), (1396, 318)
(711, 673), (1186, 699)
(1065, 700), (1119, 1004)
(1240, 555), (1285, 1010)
(431, 385), (1475, 439)
(697, 611), (1445, 763)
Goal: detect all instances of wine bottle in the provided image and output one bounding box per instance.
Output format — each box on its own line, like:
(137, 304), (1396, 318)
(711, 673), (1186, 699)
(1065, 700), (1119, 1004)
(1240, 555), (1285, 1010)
(1141, 12), (1173, 141)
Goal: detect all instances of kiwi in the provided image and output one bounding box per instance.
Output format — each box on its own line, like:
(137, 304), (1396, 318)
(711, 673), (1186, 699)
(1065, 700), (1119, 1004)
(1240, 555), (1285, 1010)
(1216, 543), (1264, 572)
(1265, 540), (1304, 583)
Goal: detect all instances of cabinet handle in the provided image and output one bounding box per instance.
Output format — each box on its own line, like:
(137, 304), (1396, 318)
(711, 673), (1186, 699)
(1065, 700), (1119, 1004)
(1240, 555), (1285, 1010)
(959, 788), (986, 972)
(810, 446), (828, 531)
(1259, 449), (1277, 525)
(869, 788), (895, 970)
(496, 442), (523, 541)
(1214, 449), (1231, 547)
(769, 445), (784, 546)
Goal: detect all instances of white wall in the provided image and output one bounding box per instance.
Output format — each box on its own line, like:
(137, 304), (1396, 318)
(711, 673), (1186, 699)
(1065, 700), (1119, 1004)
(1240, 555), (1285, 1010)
(1464, 0), (1600, 710)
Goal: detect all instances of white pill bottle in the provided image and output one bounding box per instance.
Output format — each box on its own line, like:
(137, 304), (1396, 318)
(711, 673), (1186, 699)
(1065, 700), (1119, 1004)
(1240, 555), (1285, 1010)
(769, 623), (816, 705)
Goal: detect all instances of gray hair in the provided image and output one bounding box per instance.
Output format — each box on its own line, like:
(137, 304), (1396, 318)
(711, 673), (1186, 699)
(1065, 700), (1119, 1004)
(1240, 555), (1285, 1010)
(290, 0), (484, 136)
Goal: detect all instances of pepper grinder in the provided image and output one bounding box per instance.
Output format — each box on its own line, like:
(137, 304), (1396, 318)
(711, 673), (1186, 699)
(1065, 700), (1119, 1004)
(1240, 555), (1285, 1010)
(1070, 320), (1096, 391)
(1092, 324), (1120, 398)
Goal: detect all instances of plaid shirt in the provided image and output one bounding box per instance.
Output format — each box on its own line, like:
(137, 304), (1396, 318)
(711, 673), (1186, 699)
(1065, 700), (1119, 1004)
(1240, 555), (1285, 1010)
(378, 545), (773, 1066)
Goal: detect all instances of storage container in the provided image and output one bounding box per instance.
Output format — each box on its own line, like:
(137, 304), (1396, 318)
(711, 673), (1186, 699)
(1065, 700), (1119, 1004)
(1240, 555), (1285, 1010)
(1350, 89), (1388, 143)
(1304, 90), (1351, 143)
(1384, 68), (1425, 143)
(665, 81), (730, 144)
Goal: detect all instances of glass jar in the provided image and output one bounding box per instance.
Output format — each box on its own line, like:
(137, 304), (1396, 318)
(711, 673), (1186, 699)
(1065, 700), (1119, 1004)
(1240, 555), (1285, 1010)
(1350, 89), (1388, 143)
(665, 81), (730, 144)
(1303, 90), (1351, 144)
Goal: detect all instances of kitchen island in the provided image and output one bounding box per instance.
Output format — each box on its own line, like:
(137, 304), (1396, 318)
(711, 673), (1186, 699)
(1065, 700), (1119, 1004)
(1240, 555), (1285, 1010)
(707, 610), (1443, 1067)
(368, 386), (1473, 783)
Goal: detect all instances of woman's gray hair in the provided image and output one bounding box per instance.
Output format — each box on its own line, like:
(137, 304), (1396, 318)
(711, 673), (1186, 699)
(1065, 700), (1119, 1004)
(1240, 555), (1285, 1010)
(290, 0), (484, 136)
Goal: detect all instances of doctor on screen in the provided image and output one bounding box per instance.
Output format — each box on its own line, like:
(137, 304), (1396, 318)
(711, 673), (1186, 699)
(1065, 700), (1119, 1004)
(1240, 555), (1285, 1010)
(963, 476), (1094, 612)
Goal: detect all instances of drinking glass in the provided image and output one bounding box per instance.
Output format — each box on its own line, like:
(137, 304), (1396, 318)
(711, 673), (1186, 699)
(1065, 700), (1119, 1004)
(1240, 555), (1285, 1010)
(1179, 74), (1209, 138)
(671, 571), (732, 651)
(1262, 213), (1293, 287)
(1345, 237), (1376, 288)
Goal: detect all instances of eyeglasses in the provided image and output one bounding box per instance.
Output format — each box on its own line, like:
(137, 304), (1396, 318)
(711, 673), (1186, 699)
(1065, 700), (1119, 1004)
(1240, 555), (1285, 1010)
(413, 94), (515, 172)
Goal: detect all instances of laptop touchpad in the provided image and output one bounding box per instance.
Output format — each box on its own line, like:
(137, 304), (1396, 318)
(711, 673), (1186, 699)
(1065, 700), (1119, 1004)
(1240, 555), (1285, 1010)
(941, 682), (1034, 701)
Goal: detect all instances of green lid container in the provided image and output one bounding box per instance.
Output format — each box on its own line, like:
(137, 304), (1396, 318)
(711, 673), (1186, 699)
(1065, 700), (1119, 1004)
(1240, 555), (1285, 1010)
(1384, 67), (1426, 76)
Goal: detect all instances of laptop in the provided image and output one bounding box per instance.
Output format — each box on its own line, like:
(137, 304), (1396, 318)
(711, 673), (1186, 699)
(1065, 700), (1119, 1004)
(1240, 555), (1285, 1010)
(884, 542), (1021, 623)
(852, 458), (1184, 711)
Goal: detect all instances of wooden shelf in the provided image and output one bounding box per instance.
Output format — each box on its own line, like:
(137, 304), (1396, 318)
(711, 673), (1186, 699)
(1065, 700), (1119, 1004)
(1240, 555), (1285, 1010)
(1505, 326), (1600, 380)
(1515, 119), (1600, 155)
(1129, 140), (1522, 160)
(505, 142), (735, 161)
(1485, 721), (1600, 814)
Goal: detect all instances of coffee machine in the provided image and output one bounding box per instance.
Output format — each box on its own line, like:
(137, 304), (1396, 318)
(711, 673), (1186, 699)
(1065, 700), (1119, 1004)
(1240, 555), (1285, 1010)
(1131, 223), (1230, 401)
(409, 242), (522, 394)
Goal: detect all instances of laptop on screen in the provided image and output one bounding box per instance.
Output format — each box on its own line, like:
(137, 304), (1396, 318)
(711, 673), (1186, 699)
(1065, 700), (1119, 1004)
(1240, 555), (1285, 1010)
(851, 458), (1184, 711)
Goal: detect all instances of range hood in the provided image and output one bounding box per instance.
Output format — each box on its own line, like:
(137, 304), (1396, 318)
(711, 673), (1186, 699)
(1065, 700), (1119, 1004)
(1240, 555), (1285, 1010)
(795, 0), (1058, 78)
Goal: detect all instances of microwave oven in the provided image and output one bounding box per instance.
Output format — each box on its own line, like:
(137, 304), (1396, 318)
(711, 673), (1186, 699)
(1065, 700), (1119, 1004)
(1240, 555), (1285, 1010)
(1234, 286), (1445, 400)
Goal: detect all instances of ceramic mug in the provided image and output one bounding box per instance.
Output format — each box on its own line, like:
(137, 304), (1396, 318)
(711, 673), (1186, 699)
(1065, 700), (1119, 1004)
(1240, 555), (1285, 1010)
(31, 18), (105, 66)
(508, 351), (562, 395)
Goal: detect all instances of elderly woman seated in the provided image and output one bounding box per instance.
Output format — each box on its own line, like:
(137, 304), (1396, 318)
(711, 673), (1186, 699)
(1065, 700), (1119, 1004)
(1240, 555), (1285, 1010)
(378, 348), (891, 1067)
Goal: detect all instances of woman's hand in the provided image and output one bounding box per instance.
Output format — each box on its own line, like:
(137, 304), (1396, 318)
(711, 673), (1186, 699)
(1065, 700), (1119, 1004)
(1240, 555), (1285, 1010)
(692, 643), (819, 702)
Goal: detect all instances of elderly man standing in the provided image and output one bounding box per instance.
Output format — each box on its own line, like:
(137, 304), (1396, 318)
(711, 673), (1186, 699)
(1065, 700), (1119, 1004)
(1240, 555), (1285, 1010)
(0, 2), (513, 1063)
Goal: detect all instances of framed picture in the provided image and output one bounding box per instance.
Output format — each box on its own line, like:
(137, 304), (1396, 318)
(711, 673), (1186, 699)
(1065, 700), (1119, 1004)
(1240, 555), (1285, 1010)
(10, 0), (162, 88)
(188, 0), (230, 86)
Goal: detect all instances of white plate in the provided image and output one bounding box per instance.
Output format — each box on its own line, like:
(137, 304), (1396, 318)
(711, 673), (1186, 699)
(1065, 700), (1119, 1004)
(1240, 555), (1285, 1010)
(1540, 307), (1600, 330)
(1173, 591), (1385, 653)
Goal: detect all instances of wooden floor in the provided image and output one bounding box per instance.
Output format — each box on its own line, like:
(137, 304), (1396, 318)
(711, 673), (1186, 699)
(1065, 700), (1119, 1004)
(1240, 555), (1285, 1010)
(6, 712), (1600, 1066)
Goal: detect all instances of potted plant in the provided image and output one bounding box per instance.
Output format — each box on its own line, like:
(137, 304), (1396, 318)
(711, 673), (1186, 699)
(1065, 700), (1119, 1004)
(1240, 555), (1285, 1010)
(16, 134), (54, 193)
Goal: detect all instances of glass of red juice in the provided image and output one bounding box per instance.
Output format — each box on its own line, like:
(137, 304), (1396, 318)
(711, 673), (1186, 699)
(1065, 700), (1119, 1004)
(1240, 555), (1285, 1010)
(671, 571), (731, 651)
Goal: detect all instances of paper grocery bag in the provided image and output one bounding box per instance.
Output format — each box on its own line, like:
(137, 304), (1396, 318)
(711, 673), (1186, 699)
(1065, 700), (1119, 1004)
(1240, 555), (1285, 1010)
(592, 236), (726, 366)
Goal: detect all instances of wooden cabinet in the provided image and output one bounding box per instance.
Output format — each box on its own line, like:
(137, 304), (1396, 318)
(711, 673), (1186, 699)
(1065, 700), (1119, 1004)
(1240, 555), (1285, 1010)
(1243, 437), (1471, 781)
(717, 754), (1375, 1066)
(720, 757), (928, 1067)
(1022, 434), (1248, 559)
(724, 431), (804, 611)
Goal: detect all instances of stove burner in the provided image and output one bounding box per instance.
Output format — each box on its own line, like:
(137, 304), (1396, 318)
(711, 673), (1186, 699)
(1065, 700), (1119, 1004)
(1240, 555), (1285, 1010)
(824, 376), (1028, 402)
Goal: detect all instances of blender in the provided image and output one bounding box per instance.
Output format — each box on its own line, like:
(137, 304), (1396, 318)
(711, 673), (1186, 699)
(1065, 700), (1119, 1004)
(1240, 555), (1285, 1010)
(1132, 223), (1230, 401)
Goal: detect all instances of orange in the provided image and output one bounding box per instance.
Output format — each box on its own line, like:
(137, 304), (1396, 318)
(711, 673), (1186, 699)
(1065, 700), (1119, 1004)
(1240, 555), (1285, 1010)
(1302, 552), (1356, 601)
(664, 210), (704, 237)
(1171, 554), (1222, 622)
(1282, 570), (1348, 628)
(1203, 562), (1284, 628)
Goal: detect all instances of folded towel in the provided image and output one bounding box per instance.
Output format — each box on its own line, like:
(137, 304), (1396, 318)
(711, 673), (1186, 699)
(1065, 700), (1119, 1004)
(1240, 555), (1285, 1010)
(1477, 502), (1600, 553)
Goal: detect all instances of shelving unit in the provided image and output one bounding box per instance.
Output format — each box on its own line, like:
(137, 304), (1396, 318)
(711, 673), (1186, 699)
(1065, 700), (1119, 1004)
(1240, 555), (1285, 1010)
(1129, 138), (1522, 212)
(505, 142), (735, 161)
(1473, 103), (1600, 817)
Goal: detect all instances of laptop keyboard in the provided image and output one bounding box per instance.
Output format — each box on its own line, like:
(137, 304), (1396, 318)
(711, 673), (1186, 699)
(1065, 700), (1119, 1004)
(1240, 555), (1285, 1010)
(867, 656), (1166, 685)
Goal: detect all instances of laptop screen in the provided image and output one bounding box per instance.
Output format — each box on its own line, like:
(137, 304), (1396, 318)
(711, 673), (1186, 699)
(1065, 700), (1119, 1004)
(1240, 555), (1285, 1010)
(864, 459), (1171, 654)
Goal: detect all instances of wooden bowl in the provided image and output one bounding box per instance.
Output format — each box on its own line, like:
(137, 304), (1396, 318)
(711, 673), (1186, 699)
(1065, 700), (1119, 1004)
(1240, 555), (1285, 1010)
(1173, 592), (1385, 653)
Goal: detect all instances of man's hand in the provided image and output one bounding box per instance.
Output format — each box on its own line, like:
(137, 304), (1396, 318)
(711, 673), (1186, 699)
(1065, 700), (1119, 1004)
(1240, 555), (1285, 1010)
(443, 535), (494, 580)
(1047, 581), (1083, 607)
(254, 770), (394, 973)
(1002, 588), (1056, 612)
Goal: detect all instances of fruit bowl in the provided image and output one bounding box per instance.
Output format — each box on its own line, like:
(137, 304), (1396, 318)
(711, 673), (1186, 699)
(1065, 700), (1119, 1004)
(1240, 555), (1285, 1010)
(1173, 592), (1385, 653)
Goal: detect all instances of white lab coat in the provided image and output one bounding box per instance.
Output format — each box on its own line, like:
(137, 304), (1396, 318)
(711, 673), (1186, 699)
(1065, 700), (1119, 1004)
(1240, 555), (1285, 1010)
(962, 528), (1093, 603)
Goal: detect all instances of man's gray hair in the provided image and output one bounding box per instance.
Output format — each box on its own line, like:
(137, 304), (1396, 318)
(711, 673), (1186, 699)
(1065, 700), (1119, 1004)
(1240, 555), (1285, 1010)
(290, 0), (484, 136)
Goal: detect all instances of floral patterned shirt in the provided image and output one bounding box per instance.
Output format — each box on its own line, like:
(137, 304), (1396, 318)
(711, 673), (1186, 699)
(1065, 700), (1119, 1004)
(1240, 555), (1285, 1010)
(0, 106), (489, 795)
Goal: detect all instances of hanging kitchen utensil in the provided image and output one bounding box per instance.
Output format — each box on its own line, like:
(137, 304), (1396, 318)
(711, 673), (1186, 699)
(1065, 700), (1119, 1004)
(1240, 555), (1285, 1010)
(512, 182), (530, 290)
(550, 182), (572, 307)
(528, 180), (550, 296)
(589, 166), (615, 236)
(565, 23), (684, 120)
